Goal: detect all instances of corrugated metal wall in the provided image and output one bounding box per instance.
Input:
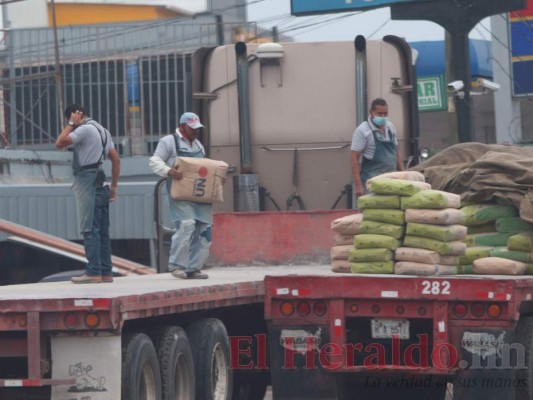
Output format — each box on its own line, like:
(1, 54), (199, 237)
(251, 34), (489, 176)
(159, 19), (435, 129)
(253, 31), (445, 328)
(0, 182), (170, 240)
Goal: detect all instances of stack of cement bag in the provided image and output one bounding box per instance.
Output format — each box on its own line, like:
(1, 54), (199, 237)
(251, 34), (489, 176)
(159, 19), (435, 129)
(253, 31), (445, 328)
(330, 213), (363, 273)
(330, 171), (432, 274)
(355, 174), (430, 274)
(459, 203), (533, 275)
(395, 190), (466, 276)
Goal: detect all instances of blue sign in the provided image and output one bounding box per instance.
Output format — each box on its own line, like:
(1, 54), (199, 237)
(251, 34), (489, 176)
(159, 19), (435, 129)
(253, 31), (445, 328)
(291, 0), (430, 15)
(509, 9), (533, 97)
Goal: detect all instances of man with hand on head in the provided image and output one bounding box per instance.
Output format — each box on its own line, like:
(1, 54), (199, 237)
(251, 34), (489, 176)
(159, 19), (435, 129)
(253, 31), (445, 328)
(56, 104), (121, 284)
(351, 97), (405, 202)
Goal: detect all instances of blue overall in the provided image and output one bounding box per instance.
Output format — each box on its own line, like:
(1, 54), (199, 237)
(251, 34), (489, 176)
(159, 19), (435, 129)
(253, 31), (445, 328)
(360, 126), (398, 188)
(167, 139), (212, 274)
(71, 144), (112, 278)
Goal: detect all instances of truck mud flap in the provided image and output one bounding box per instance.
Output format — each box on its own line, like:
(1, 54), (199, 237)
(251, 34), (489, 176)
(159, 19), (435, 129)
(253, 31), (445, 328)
(267, 323), (338, 400)
(452, 327), (517, 400)
(51, 335), (121, 400)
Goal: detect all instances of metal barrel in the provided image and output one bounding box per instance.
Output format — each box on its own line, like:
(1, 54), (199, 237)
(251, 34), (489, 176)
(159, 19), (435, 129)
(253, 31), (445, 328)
(233, 174), (260, 212)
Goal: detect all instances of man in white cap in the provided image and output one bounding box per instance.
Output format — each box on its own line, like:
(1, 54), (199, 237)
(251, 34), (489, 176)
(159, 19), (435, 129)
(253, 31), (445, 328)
(149, 112), (212, 279)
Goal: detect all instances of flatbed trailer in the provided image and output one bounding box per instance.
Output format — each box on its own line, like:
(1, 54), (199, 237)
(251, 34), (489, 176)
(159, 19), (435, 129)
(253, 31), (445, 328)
(264, 273), (533, 400)
(0, 265), (330, 400)
(3, 267), (533, 400)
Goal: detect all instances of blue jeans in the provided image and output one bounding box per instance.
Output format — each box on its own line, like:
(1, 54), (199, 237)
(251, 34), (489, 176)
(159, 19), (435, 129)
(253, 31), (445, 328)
(168, 219), (212, 273)
(83, 186), (112, 277)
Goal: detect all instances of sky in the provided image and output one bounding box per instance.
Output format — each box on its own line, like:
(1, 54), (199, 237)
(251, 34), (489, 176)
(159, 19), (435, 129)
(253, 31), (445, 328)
(245, 0), (493, 44)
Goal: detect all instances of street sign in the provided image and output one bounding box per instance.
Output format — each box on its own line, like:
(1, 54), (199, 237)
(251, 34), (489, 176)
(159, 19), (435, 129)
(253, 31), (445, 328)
(417, 76), (447, 112)
(291, 0), (432, 15)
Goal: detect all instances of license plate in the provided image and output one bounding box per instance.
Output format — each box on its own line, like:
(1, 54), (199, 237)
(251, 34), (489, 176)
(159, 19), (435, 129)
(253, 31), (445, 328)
(371, 319), (410, 339)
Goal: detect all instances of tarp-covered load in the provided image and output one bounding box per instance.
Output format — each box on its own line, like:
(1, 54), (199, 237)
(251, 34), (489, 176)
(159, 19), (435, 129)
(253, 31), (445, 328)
(410, 142), (533, 223)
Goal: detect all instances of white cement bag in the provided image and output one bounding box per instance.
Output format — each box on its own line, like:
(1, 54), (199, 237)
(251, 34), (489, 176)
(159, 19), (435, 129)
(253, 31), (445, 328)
(331, 214), (363, 235)
(170, 157), (228, 203)
(394, 247), (441, 264)
(395, 262), (457, 276)
(331, 245), (355, 260)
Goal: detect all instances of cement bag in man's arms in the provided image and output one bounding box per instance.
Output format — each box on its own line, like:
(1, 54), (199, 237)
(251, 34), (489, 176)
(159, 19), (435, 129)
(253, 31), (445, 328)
(171, 157), (229, 203)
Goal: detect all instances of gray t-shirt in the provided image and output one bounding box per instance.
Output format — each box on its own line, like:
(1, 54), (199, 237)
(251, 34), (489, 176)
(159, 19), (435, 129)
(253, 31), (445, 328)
(70, 120), (115, 167)
(351, 119), (398, 160)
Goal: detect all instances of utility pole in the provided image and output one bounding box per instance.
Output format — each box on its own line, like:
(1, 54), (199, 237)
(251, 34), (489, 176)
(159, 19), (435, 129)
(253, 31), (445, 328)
(391, 0), (526, 143)
(50, 0), (65, 127)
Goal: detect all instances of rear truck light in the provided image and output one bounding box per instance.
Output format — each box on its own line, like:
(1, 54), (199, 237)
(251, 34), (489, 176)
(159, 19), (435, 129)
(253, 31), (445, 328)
(18, 317), (27, 328)
(452, 303), (468, 318)
(371, 305), (380, 314)
(487, 303), (502, 318)
(470, 303), (485, 318)
(280, 302), (295, 316)
(313, 301), (327, 316)
(84, 312), (101, 328)
(418, 306), (427, 316)
(63, 313), (79, 329)
(396, 305), (405, 315)
(350, 304), (359, 313)
(297, 301), (311, 316)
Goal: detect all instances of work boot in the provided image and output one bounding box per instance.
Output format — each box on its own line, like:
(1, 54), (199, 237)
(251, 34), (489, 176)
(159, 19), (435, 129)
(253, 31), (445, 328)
(187, 271), (209, 279)
(71, 274), (102, 284)
(171, 269), (188, 279)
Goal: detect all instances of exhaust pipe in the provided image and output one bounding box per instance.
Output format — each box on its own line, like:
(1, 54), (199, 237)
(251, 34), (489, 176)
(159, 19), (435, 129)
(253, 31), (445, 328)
(353, 36), (368, 209)
(233, 41), (259, 211)
(354, 35), (368, 127)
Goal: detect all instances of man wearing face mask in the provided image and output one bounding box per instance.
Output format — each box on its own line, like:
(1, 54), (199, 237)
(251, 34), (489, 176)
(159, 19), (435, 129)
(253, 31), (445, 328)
(350, 98), (405, 203)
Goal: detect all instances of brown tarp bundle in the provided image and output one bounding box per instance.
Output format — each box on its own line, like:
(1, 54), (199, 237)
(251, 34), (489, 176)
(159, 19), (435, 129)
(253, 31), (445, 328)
(409, 142), (533, 223)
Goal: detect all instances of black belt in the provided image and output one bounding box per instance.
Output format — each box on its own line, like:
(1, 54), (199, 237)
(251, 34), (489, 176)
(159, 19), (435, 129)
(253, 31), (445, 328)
(81, 163), (102, 170)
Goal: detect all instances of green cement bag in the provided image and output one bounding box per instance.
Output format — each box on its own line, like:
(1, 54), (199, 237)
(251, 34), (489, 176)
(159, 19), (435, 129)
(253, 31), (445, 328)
(359, 220), (405, 239)
(348, 248), (393, 263)
(401, 190), (461, 210)
(367, 178), (431, 196)
(458, 246), (493, 265)
(508, 233), (533, 252)
(403, 235), (466, 255)
(467, 222), (497, 234)
(406, 222), (467, 242)
(363, 209), (405, 226)
(367, 171), (426, 183)
(350, 261), (395, 274)
(495, 217), (533, 233)
(354, 234), (401, 250)
(465, 232), (513, 247)
(489, 247), (533, 263)
(357, 194), (400, 210)
(457, 265), (474, 274)
(461, 204), (519, 226)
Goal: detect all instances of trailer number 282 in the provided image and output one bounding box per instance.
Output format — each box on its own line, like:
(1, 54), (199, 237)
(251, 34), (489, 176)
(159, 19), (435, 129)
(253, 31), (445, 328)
(421, 280), (451, 295)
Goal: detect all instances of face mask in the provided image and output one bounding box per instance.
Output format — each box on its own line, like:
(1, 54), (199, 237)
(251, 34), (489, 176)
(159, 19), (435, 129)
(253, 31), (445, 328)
(372, 116), (388, 127)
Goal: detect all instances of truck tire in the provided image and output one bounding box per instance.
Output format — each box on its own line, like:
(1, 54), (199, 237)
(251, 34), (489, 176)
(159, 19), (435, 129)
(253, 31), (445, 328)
(151, 326), (195, 400)
(516, 316), (533, 399)
(187, 318), (233, 400)
(122, 332), (162, 400)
